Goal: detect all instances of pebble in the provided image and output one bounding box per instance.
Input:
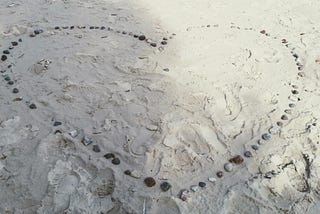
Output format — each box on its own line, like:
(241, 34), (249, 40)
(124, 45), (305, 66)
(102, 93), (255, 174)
(281, 115), (288, 120)
(92, 145), (101, 153)
(208, 177), (217, 183)
(163, 68), (169, 72)
(12, 88), (19, 93)
(216, 171), (223, 178)
(34, 29), (42, 35)
(11, 41), (18, 46)
(69, 130), (78, 138)
(199, 182), (206, 188)
(129, 170), (141, 179)
(3, 50), (10, 55)
(298, 72), (305, 77)
(104, 153), (115, 159)
(150, 43), (157, 47)
(29, 103), (37, 109)
(292, 90), (299, 95)
(161, 41), (167, 45)
(19, 39), (22, 42)
(277, 121), (283, 127)
(146, 124), (158, 131)
(244, 151), (253, 158)
(224, 163), (233, 172)
(252, 145), (259, 150)
(289, 103), (296, 108)
(179, 189), (190, 201)
(138, 35), (146, 41)
(229, 155), (244, 164)
(111, 157), (120, 165)
(62, 26), (68, 29)
(7, 81), (14, 85)
(100, 26), (106, 30)
(4, 76), (11, 81)
(1, 55), (7, 61)
(190, 185), (199, 192)
(133, 34), (138, 38)
(53, 121), (62, 126)
(9, 46), (13, 50)
(262, 133), (271, 140)
(13, 97), (23, 101)
(90, 26), (95, 29)
(284, 109), (292, 114)
(144, 177), (156, 187)
(124, 170), (131, 175)
(54, 26), (60, 30)
(82, 135), (93, 145)
(160, 182), (172, 192)
(122, 31), (127, 35)
(163, 37), (168, 41)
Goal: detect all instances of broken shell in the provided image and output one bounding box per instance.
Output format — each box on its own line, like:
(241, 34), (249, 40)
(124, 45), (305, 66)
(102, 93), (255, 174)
(129, 170), (141, 179)
(224, 163), (233, 172)
(69, 130), (78, 138)
(82, 135), (93, 145)
(190, 185), (198, 192)
(179, 189), (190, 201)
(208, 177), (217, 183)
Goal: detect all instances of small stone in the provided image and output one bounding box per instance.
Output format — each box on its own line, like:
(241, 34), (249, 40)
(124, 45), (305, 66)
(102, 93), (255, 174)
(18, 39), (22, 42)
(150, 43), (157, 47)
(163, 68), (169, 72)
(82, 135), (93, 145)
(90, 26), (95, 29)
(284, 109), (292, 114)
(292, 90), (299, 95)
(133, 34), (138, 38)
(144, 177), (156, 187)
(289, 103), (295, 108)
(138, 35), (146, 41)
(30, 33), (36, 37)
(208, 177), (217, 183)
(216, 171), (223, 178)
(190, 185), (198, 192)
(9, 46), (13, 50)
(29, 103), (37, 109)
(298, 72), (305, 77)
(34, 30), (40, 35)
(281, 115), (288, 120)
(1, 55), (7, 61)
(3, 50), (10, 55)
(251, 145), (259, 150)
(53, 121), (62, 126)
(124, 170), (131, 175)
(277, 121), (283, 127)
(12, 88), (19, 93)
(224, 163), (233, 172)
(13, 97), (23, 101)
(163, 37), (168, 41)
(104, 153), (115, 159)
(122, 31), (127, 34)
(262, 133), (271, 140)
(160, 182), (171, 192)
(54, 26), (60, 30)
(229, 155), (244, 164)
(95, 26), (99, 29)
(4, 76), (11, 81)
(179, 189), (190, 201)
(7, 81), (14, 85)
(260, 30), (266, 34)
(11, 41), (18, 46)
(92, 145), (101, 153)
(292, 53), (299, 58)
(54, 130), (62, 134)
(244, 151), (253, 158)
(69, 130), (78, 138)
(70, 26), (74, 29)
(146, 125), (158, 131)
(111, 157), (120, 165)
(161, 41), (167, 45)
(62, 26), (68, 29)
(199, 182), (206, 188)
(100, 26), (106, 30)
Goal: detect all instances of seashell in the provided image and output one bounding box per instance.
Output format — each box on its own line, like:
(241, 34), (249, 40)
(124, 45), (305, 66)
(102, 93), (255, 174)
(69, 130), (78, 138)
(190, 185), (198, 192)
(179, 189), (190, 201)
(208, 177), (217, 183)
(224, 163), (233, 172)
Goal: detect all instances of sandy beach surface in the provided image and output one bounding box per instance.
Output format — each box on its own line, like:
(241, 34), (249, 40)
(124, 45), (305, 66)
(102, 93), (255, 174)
(1, 0), (320, 213)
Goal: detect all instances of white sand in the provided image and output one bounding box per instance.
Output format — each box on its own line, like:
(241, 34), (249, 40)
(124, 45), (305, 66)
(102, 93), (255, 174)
(1, 0), (320, 213)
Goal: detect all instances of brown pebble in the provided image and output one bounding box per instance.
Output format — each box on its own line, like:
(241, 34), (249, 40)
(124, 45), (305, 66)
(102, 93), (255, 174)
(229, 155), (244, 164)
(144, 177), (156, 187)
(216, 171), (223, 178)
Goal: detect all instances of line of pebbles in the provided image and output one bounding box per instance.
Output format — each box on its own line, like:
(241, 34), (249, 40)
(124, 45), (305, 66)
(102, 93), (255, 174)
(0, 24), (308, 202)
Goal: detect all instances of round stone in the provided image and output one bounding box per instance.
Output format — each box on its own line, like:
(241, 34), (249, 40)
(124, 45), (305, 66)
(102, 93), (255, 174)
(7, 81), (14, 85)
(54, 26), (60, 30)
(229, 155), (244, 164)
(281, 115), (288, 120)
(292, 90), (299, 95)
(92, 145), (101, 153)
(1, 55), (7, 61)
(150, 43), (157, 47)
(3, 50), (10, 55)
(124, 170), (131, 175)
(160, 181), (171, 192)
(100, 26), (106, 30)
(111, 157), (120, 165)
(161, 41), (167, 45)
(144, 177), (156, 187)
(89, 26), (95, 29)
(4, 76), (11, 81)
(289, 103), (295, 108)
(262, 133), (271, 140)
(12, 88), (19, 93)
(104, 153), (115, 159)
(224, 163), (233, 172)
(11, 41), (18, 46)
(216, 171), (223, 178)
(138, 35), (146, 41)
(252, 145), (259, 150)
(244, 151), (253, 158)
(29, 103), (37, 109)
(190, 185), (198, 192)
(199, 182), (206, 188)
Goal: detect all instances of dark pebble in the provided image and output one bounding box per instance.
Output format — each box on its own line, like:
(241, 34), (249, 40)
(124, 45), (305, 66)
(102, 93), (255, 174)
(18, 39), (22, 42)
(7, 64), (12, 68)
(292, 53), (298, 58)
(229, 155), (244, 164)
(4, 76), (11, 81)
(100, 26), (106, 30)
(199, 182), (206, 188)
(251, 145), (259, 150)
(150, 43), (157, 47)
(133, 34), (138, 38)
(1, 55), (7, 61)
(30, 34), (36, 38)
(111, 157), (120, 165)
(260, 30), (266, 34)
(289, 103), (295, 108)
(3, 50), (10, 55)
(53, 121), (62, 126)
(292, 90), (299, 95)
(90, 26), (95, 29)
(216, 171), (223, 178)
(138, 35), (146, 41)
(12, 88), (19, 93)
(277, 121), (283, 127)
(95, 26), (99, 29)
(104, 153), (115, 159)
(281, 115), (288, 120)
(144, 177), (156, 187)
(29, 103), (37, 109)
(34, 30), (40, 35)
(62, 26), (68, 29)
(244, 151), (253, 158)
(92, 145), (101, 153)
(298, 72), (305, 77)
(70, 26), (75, 29)
(124, 170), (131, 175)
(161, 41), (167, 45)
(9, 46), (13, 50)
(163, 37), (168, 41)
(262, 133), (271, 140)
(7, 81), (14, 85)
(160, 181), (171, 192)
(11, 41), (18, 46)
(55, 26), (60, 30)
(122, 31), (127, 35)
